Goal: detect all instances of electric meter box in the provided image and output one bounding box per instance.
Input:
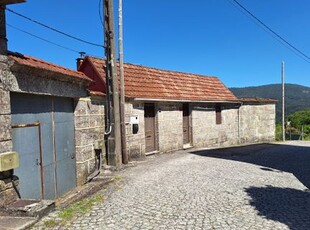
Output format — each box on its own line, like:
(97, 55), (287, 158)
(0, 152), (19, 171)
(130, 116), (139, 124)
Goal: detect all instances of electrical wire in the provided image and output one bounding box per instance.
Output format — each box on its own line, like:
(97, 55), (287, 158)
(99, 0), (104, 26)
(227, 0), (310, 63)
(7, 23), (80, 53)
(6, 7), (104, 48)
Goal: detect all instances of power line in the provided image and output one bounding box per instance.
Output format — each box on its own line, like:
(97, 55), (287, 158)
(228, 0), (310, 63)
(99, 0), (104, 26)
(6, 7), (104, 48)
(7, 23), (80, 53)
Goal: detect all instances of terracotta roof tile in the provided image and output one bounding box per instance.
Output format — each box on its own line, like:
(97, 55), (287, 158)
(86, 56), (238, 102)
(8, 51), (91, 82)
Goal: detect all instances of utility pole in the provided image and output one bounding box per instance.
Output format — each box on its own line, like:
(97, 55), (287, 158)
(104, 0), (122, 168)
(118, 0), (128, 164)
(282, 61), (285, 142)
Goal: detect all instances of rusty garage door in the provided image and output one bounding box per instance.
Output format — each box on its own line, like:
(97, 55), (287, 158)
(11, 93), (76, 200)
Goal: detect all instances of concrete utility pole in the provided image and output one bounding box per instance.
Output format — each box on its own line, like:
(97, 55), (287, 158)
(118, 0), (128, 164)
(104, 0), (122, 168)
(282, 61), (285, 142)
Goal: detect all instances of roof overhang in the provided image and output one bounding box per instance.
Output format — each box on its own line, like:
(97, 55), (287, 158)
(239, 98), (277, 104)
(0, 0), (26, 5)
(132, 98), (242, 104)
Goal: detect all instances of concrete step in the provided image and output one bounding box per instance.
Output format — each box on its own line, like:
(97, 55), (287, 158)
(5, 199), (55, 218)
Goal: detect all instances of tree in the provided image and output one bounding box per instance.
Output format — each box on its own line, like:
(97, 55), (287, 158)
(288, 109), (310, 134)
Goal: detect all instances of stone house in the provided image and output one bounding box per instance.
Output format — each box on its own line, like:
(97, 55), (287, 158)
(0, 1), (106, 205)
(0, 0), (275, 206)
(78, 56), (276, 161)
(0, 52), (105, 204)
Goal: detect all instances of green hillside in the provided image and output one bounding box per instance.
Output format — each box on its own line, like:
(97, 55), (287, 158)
(230, 84), (310, 122)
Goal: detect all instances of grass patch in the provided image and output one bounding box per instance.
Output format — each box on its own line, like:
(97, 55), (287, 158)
(43, 194), (104, 227)
(58, 194), (103, 221)
(113, 175), (122, 181)
(43, 219), (58, 228)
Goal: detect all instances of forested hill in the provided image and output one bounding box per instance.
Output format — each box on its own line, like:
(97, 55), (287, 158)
(230, 84), (310, 121)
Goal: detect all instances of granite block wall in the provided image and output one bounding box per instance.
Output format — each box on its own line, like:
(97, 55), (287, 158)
(192, 105), (240, 148)
(125, 102), (145, 160)
(192, 103), (276, 148)
(74, 96), (105, 186)
(0, 54), (16, 206)
(124, 102), (275, 158)
(239, 104), (275, 144)
(157, 103), (183, 152)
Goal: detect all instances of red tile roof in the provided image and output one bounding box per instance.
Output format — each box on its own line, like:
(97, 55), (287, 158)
(85, 56), (238, 102)
(8, 51), (91, 82)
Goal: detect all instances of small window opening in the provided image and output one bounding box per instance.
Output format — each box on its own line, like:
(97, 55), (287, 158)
(215, 104), (222, 125)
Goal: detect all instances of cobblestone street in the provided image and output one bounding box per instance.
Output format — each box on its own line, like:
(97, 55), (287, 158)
(33, 142), (310, 230)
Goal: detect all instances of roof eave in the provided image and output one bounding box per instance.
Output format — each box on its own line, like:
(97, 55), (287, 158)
(131, 97), (241, 104)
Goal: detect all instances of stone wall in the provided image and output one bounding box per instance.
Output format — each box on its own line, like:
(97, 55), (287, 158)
(124, 102), (184, 157)
(0, 54), (17, 205)
(74, 96), (105, 186)
(123, 102), (275, 158)
(192, 103), (276, 148)
(157, 103), (183, 152)
(7, 69), (87, 98)
(0, 55), (11, 153)
(0, 177), (18, 206)
(192, 104), (239, 148)
(0, 80), (11, 153)
(125, 102), (145, 160)
(239, 104), (275, 144)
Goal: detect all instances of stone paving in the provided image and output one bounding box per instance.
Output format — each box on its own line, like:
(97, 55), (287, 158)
(33, 142), (310, 230)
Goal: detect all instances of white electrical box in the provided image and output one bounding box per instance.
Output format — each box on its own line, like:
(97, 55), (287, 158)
(130, 116), (139, 124)
(0, 152), (19, 171)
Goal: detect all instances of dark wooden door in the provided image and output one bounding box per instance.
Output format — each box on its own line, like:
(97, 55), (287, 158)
(183, 103), (190, 144)
(144, 103), (156, 153)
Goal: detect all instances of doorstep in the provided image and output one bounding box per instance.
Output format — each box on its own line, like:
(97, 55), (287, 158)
(5, 199), (55, 218)
(0, 199), (54, 230)
(183, 143), (193, 150)
(145, 150), (159, 156)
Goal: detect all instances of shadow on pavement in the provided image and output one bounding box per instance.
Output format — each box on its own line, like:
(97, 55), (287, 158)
(190, 143), (310, 229)
(246, 186), (310, 230)
(190, 143), (310, 189)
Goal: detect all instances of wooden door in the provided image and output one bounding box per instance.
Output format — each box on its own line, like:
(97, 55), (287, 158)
(144, 103), (156, 153)
(183, 103), (190, 144)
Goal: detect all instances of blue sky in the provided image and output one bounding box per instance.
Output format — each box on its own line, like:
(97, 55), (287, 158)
(6, 0), (310, 87)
